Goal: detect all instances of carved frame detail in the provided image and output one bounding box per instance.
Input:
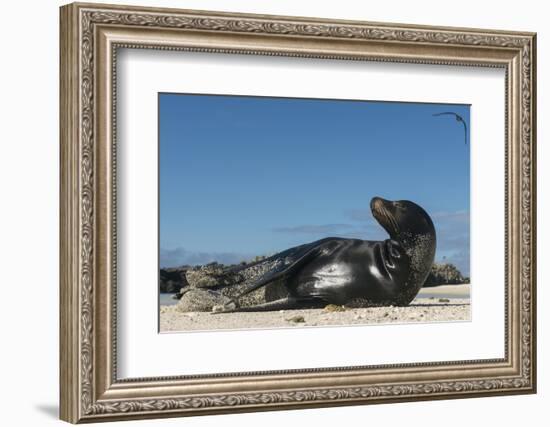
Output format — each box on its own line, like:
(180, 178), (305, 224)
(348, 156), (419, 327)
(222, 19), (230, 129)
(60, 2), (536, 423)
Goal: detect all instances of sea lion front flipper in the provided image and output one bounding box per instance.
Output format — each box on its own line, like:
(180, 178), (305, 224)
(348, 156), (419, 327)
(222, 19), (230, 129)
(227, 243), (324, 308)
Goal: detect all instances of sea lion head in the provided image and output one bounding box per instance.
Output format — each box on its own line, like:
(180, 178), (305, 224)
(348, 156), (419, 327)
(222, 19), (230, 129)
(370, 196), (437, 304)
(370, 196), (436, 259)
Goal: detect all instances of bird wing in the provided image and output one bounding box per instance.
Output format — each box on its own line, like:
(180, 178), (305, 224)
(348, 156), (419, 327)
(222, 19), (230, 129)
(461, 119), (468, 144)
(432, 112), (458, 117)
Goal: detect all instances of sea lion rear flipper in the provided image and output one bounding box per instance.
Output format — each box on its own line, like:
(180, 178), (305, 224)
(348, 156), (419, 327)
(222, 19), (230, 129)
(214, 297), (298, 313)
(214, 295), (324, 313)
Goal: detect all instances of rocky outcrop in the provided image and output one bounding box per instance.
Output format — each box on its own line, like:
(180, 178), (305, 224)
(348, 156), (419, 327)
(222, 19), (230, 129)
(159, 266), (189, 293)
(159, 257), (269, 294)
(424, 263), (469, 287)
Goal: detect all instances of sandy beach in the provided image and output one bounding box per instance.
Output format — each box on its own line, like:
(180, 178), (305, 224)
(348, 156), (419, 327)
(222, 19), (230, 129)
(160, 284), (470, 332)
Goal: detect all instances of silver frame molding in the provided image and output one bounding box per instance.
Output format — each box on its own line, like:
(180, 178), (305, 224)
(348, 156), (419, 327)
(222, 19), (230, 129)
(60, 2), (536, 423)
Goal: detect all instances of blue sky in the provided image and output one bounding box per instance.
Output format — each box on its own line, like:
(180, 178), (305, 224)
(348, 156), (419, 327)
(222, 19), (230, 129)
(159, 93), (470, 275)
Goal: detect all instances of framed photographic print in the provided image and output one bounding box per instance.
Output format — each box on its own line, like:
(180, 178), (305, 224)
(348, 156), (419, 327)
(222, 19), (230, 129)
(158, 94), (472, 332)
(60, 2), (537, 423)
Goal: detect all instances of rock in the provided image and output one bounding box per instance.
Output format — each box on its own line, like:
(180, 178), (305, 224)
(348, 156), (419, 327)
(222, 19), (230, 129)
(286, 315), (305, 323)
(424, 263), (467, 287)
(439, 298), (451, 303)
(159, 266), (190, 293)
(324, 304), (346, 313)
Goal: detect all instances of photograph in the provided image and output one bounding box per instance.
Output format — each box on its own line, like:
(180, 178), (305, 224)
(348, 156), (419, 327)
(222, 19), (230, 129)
(159, 93), (471, 332)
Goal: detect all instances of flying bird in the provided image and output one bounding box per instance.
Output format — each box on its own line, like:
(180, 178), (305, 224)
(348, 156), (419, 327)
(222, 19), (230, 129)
(433, 112), (468, 145)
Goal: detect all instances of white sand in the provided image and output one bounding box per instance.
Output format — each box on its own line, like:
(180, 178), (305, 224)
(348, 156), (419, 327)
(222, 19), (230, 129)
(417, 284), (470, 298)
(160, 284), (470, 332)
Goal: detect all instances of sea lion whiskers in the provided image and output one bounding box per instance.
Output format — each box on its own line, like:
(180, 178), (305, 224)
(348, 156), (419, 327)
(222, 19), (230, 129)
(380, 205), (399, 235)
(388, 211), (400, 234)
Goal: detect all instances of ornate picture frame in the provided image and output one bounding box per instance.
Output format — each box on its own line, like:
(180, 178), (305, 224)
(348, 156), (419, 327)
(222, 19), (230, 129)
(60, 2), (536, 423)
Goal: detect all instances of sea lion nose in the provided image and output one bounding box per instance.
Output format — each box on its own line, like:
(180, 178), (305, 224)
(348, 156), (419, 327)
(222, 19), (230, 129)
(370, 197), (386, 211)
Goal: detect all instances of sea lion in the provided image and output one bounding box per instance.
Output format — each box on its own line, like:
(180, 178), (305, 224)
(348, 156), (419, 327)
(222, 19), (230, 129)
(201, 196), (436, 312)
